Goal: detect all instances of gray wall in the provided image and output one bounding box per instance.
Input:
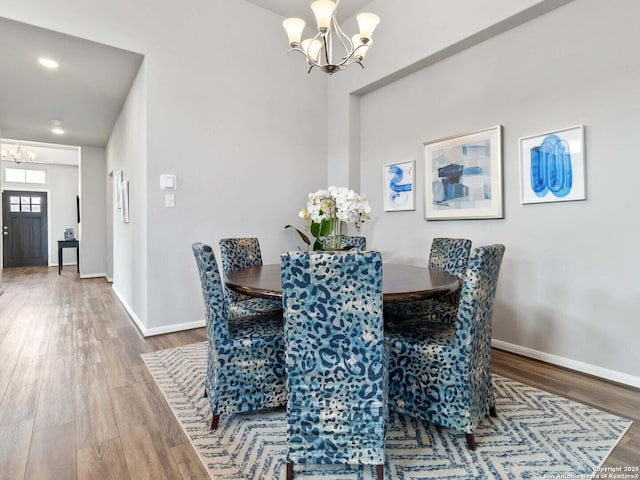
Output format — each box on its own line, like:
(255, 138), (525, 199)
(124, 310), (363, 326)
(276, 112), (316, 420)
(354, 0), (640, 384)
(107, 61), (147, 328)
(79, 146), (107, 276)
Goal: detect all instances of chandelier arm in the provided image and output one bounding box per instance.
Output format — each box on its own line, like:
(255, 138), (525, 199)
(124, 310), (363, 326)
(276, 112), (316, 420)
(331, 14), (353, 55)
(287, 47), (322, 69)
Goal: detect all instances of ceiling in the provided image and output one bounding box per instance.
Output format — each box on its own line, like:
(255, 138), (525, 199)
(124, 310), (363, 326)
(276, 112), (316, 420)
(0, 1), (373, 149)
(0, 16), (143, 148)
(245, 0), (375, 28)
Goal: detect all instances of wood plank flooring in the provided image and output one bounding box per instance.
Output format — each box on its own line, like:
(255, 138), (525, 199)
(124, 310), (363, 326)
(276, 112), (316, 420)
(0, 266), (637, 479)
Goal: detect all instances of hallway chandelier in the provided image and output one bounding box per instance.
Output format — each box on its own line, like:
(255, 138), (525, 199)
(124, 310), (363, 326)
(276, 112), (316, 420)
(282, 0), (380, 75)
(0, 144), (36, 163)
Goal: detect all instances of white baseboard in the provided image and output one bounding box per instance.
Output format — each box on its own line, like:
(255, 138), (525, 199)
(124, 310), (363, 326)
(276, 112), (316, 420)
(492, 339), (640, 389)
(105, 276), (113, 283)
(80, 273), (107, 279)
(112, 285), (146, 335)
(111, 285), (205, 337)
(143, 319), (206, 337)
(49, 262), (77, 267)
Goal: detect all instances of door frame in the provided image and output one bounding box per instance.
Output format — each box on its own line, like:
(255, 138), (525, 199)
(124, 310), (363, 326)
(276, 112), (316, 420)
(1, 187), (52, 268)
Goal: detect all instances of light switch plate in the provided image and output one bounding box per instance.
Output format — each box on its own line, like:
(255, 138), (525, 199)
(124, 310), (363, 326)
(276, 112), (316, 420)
(160, 174), (177, 190)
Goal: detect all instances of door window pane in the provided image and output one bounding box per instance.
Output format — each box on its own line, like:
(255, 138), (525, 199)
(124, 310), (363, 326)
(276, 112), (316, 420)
(10, 196), (20, 204)
(32, 205), (41, 212)
(25, 170), (46, 184)
(31, 197), (41, 204)
(21, 205), (31, 212)
(10, 204), (20, 212)
(4, 168), (26, 183)
(4, 168), (46, 184)
(21, 197), (30, 204)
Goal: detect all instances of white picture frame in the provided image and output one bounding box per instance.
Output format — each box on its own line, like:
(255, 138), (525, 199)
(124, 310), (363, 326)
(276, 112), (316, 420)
(120, 180), (129, 223)
(383, 160), (415, 211)
(114, 170), (123, 209)
(519, 125), (586, 204)
(424, 125), (503, 220)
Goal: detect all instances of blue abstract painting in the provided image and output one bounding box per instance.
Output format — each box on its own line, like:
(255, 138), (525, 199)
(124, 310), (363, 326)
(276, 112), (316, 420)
(424, 125), (503, 220)
(383, 160), (414, 211)
(519, 125), (585, 204)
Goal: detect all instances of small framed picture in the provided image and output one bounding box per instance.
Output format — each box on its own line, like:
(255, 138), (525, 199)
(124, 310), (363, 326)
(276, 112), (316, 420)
(120, 180), (130, 223)
(114, 170), (123, 209)
(424, 125), (503, 220)
(383, 160), (415, 211)
(519, 125), (586, 204)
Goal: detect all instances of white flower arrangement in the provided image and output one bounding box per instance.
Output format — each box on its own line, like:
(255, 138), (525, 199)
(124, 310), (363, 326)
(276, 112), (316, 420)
(286, 186), (372, 251)
(299, 186), (372, 229)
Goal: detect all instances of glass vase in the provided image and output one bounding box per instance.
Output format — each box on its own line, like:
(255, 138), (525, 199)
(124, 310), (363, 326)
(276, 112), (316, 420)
(326, 218), (343, 250)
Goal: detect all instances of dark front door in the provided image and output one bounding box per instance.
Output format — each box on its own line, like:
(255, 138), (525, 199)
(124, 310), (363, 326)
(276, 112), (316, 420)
(2, 190), (48, 267)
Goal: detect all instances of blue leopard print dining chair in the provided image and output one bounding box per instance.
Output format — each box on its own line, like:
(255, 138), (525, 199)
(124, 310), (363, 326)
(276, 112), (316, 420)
(219, 238), (282, 318)
(385, 244), (505, 451)
(384, 237), (472, 324)
(281, 251), (386, 480)
(192, 242), (286, 430)
(319, 235), (367, 251)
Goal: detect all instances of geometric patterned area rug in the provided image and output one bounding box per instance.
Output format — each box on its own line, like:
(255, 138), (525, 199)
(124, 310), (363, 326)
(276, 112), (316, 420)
(141, 342), (632, 480)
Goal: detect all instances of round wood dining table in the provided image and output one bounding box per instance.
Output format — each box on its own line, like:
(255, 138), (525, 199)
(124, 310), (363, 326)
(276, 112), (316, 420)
(224, 263), (459, 303)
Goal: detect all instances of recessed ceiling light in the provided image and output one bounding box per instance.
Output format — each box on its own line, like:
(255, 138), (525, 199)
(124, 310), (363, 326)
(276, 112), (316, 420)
(38, 57), (59, 69)
(51, 127), (65, 135)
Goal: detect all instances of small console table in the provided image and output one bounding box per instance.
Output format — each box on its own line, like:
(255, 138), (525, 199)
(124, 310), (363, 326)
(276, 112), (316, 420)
(57, 240), (80, 275)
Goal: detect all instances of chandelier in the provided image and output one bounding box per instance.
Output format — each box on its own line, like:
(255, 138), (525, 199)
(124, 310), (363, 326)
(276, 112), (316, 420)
(282, 0), (380, 75)
(0, 144), (36, 163)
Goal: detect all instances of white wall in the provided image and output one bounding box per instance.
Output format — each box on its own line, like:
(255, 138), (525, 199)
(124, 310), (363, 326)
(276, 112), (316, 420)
(2, 159), (79, 266)
(354, 0), (640, 384)
(79, 146), (106, 277)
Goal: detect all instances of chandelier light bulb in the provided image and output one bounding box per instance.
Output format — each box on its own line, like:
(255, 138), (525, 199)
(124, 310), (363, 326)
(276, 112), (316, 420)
(302, 39), (323, 62)
(351, 35), (371, 61)
(310, 0), (336, 33)
(283, 17), (306, 47)
(356, 12), (380, 43)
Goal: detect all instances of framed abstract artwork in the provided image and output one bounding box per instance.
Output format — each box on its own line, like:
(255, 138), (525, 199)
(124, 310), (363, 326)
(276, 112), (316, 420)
(383, 160), (415, 211)
(424, 125), (503, 220)
(519, 125), (586, 204)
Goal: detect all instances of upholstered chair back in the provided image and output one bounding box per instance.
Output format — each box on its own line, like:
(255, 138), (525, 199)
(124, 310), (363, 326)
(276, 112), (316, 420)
(192, 242), (228, 338)
(219, 237), (264, 304)
(385, 244), (505, 450)
(281, 251), (386, 478)
(454, 244), (505, 413)
(192, 242), (286, 429)
(428, 237), (472, 276)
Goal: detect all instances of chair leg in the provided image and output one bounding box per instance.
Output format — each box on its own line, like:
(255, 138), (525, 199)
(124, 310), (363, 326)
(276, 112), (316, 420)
(465, 433), (476, 451)
(203, 387), (208, 398)
(489, 405), (497, 417)
(376, 464), (384, 480)
(286, 462), (294, 480)
(211, 414), (220, 430)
